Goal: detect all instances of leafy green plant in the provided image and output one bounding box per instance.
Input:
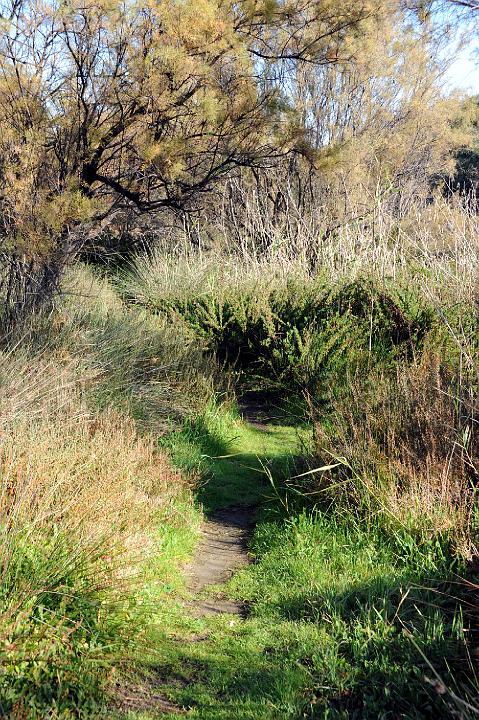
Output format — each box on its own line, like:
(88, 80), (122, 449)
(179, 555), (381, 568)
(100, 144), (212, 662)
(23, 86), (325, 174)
(119, 252), (441, 401)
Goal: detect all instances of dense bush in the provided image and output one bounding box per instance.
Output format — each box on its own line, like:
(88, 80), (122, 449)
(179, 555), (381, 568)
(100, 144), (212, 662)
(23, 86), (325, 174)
(119, 253), (438, 397)
(118, 239), (479, 557)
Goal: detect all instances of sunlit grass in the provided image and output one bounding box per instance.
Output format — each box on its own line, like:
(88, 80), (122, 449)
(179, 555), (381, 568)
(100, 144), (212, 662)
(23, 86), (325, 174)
(117, 410), (470, 720)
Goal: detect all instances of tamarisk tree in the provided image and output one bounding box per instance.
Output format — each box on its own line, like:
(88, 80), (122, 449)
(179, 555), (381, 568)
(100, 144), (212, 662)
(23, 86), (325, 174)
(0, 0), (402, 327)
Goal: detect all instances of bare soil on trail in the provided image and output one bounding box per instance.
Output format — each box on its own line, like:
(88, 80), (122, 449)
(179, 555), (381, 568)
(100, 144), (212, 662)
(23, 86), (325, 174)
(239, 394), (284, 428)
(186, 506), (255, 617)
(113, 404), (278, 714)
(113, 508), (255, 714)
(113, 678), (184, 715)
(185, 400), (273, 618)
(113, 402), (287, 715)
(188, 393), (275, 617)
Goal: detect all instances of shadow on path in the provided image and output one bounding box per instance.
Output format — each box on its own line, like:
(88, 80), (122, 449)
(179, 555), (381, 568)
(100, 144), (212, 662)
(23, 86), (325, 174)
(186, 506), (255, 617)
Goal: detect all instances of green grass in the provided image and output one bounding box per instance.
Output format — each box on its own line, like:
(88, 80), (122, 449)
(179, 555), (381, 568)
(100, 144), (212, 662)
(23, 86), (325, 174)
(115, 408), (471, 720)
(159, 403), (308, 512)
(0, 495), (201, 719)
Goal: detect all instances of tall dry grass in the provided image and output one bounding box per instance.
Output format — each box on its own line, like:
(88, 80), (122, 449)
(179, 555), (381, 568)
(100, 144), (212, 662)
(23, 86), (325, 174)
(0, 275), (201, 716)
(311, 350), (478, 554)
(120, 195), (479, 310)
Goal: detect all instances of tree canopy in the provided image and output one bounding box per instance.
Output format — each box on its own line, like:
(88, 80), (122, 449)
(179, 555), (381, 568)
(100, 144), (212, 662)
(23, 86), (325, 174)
(0, 0), (476, 326)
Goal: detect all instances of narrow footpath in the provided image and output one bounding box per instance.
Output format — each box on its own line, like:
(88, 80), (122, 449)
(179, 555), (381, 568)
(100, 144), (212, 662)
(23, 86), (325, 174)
(113, 402), (474, 720)
(116, 405), (305, 720)
(187, 506), (253, 617)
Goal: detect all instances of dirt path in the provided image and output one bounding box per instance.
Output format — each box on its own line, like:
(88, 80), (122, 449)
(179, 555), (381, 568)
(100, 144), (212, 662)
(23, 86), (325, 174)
(185, 400), (270, 617)
(186, 506), (255, 617)
(114, 507), (255, 713)
(239, 394), (284, 428)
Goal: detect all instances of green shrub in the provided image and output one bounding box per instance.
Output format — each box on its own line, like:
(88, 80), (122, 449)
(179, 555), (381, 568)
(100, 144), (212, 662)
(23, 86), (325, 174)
(119, 252), (438, 397)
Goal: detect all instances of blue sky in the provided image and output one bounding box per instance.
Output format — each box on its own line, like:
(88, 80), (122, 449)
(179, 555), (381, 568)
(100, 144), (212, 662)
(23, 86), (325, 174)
(445, 39), (479, 93)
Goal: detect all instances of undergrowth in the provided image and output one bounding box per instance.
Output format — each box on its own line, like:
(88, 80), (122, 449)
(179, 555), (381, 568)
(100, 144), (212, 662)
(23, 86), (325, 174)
(2, 196), (479, 717)
(119, 245), (479, 555)
(118, 254), (437, 395)
(110, 233), (479, 717)
(0, 266), (207, 718)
